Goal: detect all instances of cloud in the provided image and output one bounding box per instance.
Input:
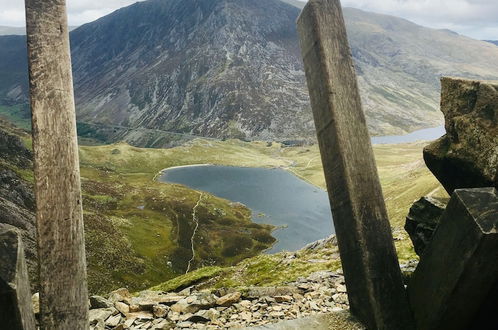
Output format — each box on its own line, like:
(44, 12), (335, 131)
(0, 0), (145, 27)
(299, 0), (498, 39)
(1, 0), (497, 40)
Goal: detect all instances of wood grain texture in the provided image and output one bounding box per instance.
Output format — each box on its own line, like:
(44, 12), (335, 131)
(408, 188), (498, 330)
(297, 0), (413, 329)
(24, 0), (89, 329)
(0, 226), (36, 330)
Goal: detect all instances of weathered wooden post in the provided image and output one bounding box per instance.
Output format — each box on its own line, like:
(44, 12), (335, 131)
(0, 226), (36, 330)
(297, 0), (413, 329)
(24, 0), (89, 329)
(408, 188), (498, 330)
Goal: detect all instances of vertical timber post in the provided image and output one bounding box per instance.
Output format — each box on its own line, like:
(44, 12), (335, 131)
(297, 0), (413, 329)
(24, 0), (89, 329)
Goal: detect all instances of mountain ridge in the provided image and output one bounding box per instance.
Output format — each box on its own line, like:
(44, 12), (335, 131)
(2, 0), (498, 143)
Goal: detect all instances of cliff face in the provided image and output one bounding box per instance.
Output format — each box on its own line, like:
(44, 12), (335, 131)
(70, 0), (312, 141)
(3, 0), (498, 143)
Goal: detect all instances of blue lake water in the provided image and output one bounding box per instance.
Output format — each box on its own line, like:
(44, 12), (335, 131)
(159, 166), (334, 253)
(159, 125), (446, 254)
(371, 125), (445, 144)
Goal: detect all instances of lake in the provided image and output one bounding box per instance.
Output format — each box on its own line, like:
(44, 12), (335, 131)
(159, 165), (334, 253)
(159, 125), (446, 254)
(371, 125), (445, 144)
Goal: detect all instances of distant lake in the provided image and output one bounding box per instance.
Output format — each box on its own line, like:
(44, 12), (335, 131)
(372, 125), (445, 144)
(159, 166), (334, 253)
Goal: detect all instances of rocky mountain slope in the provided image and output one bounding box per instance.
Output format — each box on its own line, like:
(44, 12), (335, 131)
(2, 0), (498, 142)
(485, 40), (498, 46)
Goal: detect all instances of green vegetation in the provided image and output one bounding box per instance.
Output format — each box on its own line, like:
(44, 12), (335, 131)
(150, 266), (225, 292)
(157, 236), (343, 291)
(0, 105), (31, 130)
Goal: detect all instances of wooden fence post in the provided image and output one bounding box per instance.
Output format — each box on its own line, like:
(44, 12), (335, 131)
(408, 188), (498, 330)
(297, 0), (413, 329)
(0, 226), (36, 330)
(24, 0), (89, 329)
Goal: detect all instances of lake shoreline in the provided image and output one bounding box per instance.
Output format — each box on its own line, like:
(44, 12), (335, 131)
(157, 165), (334, 253)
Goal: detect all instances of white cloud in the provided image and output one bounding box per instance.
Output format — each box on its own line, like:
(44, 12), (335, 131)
(299, 0), (498, 39)
(0, 0), (145, 27)
(1, 0), (497, 40)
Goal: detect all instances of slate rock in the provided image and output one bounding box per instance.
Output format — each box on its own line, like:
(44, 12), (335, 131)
(153, 304), (169, 318)
(404, 196), (447, 256)
(424, 77), (498, 193)
(115, 301), (130, 315)
(89, 308), (115, 325)
(90, 295), (113, 309)
(109, 288), (132, 304)
(216, 292), (241, 307)
(243, 287), (300, 299)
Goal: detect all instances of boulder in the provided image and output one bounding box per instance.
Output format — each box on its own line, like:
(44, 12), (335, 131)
(108, 288), (132, 304)
(242, 287), (300, 299)
(404, 196), (446, 256)
(152, 305), (169, 318)
(115, 301), (130, 315)
(216, 292), (241, 307)
(90, 295), (113, 309)
(89, 308), (115, 325)
(169, 292), (217, 314)
(424, 77), (498, 193)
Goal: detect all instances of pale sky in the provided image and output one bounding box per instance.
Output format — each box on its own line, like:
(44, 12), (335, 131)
(0, 0), (497, 40)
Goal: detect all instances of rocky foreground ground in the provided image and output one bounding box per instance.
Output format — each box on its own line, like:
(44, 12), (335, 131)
(29, 235), (416, 329)
(81, 269), (352, 329)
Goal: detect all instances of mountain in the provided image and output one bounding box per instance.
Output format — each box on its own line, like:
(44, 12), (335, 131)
(279, 0), (305, 9)
(485, 40), (498, 46)
(2, 0), (498, 143)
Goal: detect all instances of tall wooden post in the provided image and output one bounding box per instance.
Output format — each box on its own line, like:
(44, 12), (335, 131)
(24, 0), (89, 329)
(297, 0), (413, 329)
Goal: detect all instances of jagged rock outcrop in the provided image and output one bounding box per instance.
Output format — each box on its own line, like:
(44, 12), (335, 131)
(0, 122), (37, 289)
(404, 197), (446, 256)
(424, 77), (498, 193)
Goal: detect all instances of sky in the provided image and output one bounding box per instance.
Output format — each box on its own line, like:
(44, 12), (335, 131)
(0, 0), (497, 40)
